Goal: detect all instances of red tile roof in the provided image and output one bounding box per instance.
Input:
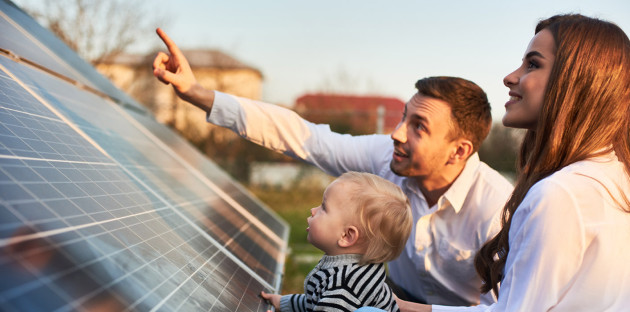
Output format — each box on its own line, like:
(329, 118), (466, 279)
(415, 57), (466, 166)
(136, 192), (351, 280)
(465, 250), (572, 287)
(294, 93), (405, 134)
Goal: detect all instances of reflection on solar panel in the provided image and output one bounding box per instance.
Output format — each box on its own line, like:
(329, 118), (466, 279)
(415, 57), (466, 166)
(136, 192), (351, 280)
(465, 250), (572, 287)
(0, 1), (289, 311)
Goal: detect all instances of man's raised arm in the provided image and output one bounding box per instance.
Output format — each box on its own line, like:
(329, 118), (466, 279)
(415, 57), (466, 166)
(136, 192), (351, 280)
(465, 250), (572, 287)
(152, 28), (215, 114)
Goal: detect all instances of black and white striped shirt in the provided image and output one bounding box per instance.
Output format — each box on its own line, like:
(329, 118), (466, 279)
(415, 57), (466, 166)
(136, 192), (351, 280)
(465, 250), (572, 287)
(280, 254), (399, 312)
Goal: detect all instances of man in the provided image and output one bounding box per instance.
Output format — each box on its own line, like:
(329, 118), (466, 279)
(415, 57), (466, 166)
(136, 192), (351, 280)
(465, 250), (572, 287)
(152, 28), (513, 306)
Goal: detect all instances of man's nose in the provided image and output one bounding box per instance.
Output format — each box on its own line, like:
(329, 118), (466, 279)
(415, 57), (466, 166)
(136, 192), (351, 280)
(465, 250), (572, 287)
(391, 122), (407, 143)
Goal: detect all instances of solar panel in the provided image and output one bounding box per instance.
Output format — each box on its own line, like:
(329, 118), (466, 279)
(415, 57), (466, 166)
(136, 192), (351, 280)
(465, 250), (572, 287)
(0, 1), (289, 311)
(0, 0), (146, 111)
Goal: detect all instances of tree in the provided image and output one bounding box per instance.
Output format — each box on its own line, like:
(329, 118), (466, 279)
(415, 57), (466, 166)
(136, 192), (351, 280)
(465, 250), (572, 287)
(478, 123), (524, 180)
(15, 0), (165, 65)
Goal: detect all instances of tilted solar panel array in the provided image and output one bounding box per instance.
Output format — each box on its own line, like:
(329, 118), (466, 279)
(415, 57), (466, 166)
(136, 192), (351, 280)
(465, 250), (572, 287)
(0, 1), (289, 311)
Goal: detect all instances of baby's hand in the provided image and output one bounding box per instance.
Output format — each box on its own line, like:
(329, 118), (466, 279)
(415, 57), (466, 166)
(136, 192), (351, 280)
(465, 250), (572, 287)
(260, 291), (282, 311)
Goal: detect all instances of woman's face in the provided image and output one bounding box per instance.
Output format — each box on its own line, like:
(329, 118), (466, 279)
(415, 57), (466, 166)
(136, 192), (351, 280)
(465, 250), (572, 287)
(502, 29), (556, 130)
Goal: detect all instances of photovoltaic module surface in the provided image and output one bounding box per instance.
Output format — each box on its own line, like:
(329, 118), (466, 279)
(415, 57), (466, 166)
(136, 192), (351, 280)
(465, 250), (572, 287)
(0, 1), (289, 311)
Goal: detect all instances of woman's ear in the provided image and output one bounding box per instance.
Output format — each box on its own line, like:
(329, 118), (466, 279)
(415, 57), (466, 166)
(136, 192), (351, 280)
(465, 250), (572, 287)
(338, 226), (360, 248)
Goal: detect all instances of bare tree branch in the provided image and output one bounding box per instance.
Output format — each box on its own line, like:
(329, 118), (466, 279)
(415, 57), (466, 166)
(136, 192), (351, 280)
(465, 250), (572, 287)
(17, 0), (167, 65)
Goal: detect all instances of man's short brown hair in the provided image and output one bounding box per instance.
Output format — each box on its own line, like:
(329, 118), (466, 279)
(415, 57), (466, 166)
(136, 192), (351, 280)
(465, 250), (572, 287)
(415, 77), (492, 153)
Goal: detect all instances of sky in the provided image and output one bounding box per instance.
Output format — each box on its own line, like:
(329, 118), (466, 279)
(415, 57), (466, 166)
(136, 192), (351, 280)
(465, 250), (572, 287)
(14, 0), (630, 121)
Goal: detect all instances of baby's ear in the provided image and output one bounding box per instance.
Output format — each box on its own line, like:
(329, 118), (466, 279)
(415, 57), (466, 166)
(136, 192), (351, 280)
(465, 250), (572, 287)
(338, 226), (359, 248)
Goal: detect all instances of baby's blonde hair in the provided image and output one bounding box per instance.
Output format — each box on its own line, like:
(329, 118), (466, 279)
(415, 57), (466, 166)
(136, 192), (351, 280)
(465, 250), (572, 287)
(336, 172), (412, 265)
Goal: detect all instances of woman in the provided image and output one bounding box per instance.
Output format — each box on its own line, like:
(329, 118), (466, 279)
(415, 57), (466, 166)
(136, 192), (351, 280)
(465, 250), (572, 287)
(391, 13), (630, 312)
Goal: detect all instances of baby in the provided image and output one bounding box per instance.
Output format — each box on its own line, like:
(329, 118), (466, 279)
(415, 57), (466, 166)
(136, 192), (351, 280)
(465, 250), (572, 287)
(261, 171), (412, 312)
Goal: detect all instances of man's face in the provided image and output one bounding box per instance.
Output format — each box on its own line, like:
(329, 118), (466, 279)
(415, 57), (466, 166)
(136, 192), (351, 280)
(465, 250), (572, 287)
(390, 94), (458, 180)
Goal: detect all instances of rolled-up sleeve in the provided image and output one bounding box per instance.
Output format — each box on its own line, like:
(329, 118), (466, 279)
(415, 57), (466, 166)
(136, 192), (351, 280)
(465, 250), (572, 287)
(208, 91), (392, 177)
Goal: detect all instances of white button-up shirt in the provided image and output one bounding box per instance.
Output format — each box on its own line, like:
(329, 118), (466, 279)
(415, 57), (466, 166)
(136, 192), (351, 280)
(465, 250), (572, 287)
(208, 92), (513, 305)
(432, 153), (630, 311)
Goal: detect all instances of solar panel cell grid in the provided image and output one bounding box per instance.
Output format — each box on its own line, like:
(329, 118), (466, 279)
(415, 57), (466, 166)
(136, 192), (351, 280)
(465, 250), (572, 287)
(135, 112), (289, 237)
(5, 54), (282, 263)
(0, 1), (288, 309)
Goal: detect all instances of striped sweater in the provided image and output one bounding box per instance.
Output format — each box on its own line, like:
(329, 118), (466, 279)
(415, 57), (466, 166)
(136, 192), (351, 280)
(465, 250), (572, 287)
(280, 254), (399, 312)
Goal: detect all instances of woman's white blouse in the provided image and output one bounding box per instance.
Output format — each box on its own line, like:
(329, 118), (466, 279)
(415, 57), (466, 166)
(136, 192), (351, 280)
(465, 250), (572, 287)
(434, 153), (630, 311)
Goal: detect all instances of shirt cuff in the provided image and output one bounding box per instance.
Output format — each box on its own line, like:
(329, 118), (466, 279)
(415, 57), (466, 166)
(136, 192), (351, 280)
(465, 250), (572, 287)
(280, 294), (295, 312)
(206, 91), (238, 127)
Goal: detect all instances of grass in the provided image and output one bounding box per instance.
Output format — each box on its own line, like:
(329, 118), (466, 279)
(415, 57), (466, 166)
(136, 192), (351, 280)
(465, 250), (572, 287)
(249, 185), (325, 293)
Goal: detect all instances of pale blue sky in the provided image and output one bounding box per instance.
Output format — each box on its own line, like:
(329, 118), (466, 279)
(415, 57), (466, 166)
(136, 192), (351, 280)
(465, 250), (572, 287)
(16, 0), (630, 121)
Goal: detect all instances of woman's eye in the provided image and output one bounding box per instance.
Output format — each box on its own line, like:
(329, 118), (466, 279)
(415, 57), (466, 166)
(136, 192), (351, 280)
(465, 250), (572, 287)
(527, 61), (539, 70)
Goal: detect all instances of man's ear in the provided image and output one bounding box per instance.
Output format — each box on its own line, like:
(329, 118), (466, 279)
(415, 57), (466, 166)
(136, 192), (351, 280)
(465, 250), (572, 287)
(338, 226), (360, 248)
(447, 139), (473, 165)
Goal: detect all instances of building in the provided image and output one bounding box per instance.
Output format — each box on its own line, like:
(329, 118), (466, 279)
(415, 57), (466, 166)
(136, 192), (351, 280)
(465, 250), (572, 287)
(294, 94), (405, 134)
(96, 49), (263, 142)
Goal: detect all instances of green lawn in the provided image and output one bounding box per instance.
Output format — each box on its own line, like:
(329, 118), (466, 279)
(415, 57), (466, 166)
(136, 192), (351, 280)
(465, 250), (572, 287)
(249, 185), (325, 294)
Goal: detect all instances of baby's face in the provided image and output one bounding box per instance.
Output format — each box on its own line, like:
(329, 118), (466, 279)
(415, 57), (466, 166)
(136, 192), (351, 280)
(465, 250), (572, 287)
(307, 179), (356, 255)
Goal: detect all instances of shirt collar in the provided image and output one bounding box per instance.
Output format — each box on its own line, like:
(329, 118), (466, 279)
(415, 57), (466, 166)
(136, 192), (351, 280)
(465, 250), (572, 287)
(440, 153), (480, 214)
(318, 254), (363, 269)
